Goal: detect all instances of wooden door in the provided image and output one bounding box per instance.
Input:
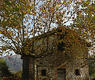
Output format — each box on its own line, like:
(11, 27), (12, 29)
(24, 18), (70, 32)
(57, 68), (66, 80)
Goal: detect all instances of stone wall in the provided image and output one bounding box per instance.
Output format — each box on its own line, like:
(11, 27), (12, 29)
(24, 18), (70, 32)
(31, 42), (89, 80)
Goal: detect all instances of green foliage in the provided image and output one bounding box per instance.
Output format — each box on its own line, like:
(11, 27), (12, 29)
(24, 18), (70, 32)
(14, 71), (22, 78)
(0, 58), (12, 77)
(89, 59), (95, 78)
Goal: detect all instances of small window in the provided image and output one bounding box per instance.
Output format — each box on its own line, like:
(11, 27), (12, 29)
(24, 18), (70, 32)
(58, 42), (65, 51)
(75, 69), (80, 76)
(41, 69), (46, 76)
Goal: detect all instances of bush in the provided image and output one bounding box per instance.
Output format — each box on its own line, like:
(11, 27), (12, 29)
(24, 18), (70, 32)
(0, 58), (12, 77)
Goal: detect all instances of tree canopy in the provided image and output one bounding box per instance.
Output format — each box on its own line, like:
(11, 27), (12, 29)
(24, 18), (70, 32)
(0, 0), (94, 56)
(74, 0), (95, 54)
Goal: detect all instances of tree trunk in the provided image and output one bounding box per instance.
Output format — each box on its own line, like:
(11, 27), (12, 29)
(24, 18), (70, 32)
(21, 55), (35, 80)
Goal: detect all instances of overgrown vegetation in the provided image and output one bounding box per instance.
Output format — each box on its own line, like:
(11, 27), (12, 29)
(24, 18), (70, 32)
(89, 57), (95, 79)
(0, 58), (12, 77)
(0, 58), (12, 80)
